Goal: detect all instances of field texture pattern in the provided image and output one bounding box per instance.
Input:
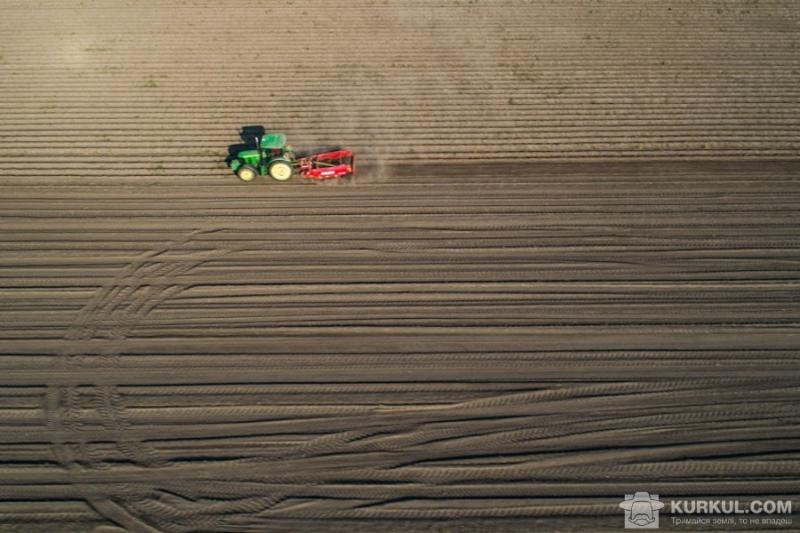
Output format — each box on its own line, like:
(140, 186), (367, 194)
(0, 1), (799, 532)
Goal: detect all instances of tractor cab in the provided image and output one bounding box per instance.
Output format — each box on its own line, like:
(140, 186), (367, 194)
(261, 133), (296, 161)
(259, 133), (286, 151)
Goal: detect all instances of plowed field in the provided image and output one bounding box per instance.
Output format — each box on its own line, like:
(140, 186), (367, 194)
(1, 1), (799, 532)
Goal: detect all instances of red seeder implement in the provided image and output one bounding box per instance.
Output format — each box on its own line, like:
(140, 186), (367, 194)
(297, 149), (355, 180)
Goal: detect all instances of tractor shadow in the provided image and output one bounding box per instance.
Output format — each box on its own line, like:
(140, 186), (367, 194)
(225, 125), (265, 165)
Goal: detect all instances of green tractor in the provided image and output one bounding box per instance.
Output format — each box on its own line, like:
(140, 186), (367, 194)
(228, 130), (355, 182)
(229, 132), (296, 182)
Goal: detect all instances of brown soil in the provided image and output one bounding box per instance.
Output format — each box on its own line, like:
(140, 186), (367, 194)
(0, 1), (798, 532)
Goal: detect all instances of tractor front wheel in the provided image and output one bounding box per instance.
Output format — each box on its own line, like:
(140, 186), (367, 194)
(268, 160), (294, 181)
(236, 165), (257, 182)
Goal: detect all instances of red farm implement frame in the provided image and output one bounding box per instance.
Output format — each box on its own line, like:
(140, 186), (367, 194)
(297, 149), (355, 180)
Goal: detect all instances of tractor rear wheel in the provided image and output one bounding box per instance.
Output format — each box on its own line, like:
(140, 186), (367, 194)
(268, 160), (294, 181)
(236, 165), (257, 182)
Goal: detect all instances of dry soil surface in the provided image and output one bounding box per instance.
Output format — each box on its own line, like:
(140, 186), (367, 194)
(0, 1), (799, 532)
